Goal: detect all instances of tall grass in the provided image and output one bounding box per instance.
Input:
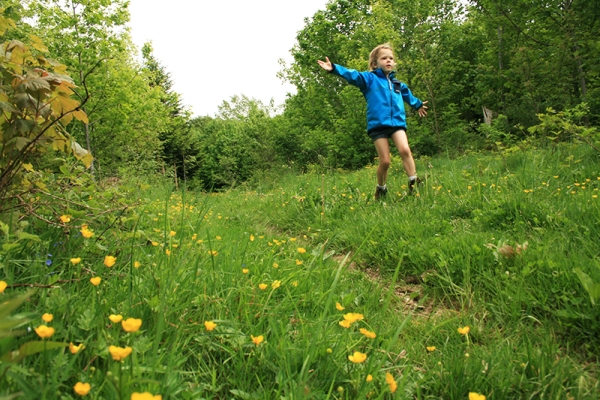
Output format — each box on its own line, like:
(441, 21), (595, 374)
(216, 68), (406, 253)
(0, 143), (598, 399)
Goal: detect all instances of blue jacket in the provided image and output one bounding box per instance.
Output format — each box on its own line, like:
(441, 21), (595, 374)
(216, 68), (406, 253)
(331, 64), (423, 132)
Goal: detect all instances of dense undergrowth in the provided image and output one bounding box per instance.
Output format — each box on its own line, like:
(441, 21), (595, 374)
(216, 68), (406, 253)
(1, 143), (599, 399)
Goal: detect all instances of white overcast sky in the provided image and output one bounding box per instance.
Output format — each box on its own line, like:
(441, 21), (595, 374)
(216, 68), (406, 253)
(127, 0), (329, 117)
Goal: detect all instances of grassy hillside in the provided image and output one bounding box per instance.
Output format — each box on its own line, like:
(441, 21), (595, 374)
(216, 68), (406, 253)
(1, 143), (599, 399)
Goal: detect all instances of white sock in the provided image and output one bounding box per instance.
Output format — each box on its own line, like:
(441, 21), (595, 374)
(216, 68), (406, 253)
(378, 184), (387, 190)
(408, 175), (417, 182)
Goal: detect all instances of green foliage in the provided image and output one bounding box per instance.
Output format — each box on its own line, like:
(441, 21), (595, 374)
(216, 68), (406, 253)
(190, 96), (279, 190)
(0, 9), (91, 211)
(527, 104), (600, 151)
(141, 43), (194, 180)
(24, 0), (165, 177)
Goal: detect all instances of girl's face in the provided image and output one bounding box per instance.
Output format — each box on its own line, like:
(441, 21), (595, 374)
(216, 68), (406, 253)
(376, 49), (396, 74)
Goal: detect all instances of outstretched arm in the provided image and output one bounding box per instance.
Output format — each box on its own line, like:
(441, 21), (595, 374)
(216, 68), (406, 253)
(317, 56), (333, 72)
(418, 101), (428, 117)
(318, 58), (369, 90)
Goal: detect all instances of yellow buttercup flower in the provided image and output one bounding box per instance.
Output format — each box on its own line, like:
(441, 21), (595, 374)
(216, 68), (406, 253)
(242, 268), (249, 274)
(359, 328), (376, 339)
(339, 320), (352, 328)
(59, 215), (71, 223)
(70, 342), (85, 354)
(385, 372), (397, 393)
(427, 346), (436, 352)
(250, 235), (255, 241)
(469, 393), (486, 400)
(335, 302), (345, 311)
(366, 374), (373, 382)
(108, 345), (132, 361)
(42, 313), (53, 323)
(259, 283), (268, 290)
(81, 226), (94, 238)
(34, 325), (55, 339)
(70, 257), (82, 265)
(458, 326), (470, 335)
(90, 277), (101, 286)
(122, 318), (143, 333)
(204, 321), (217, 331)
(297, 247), (306, 254)
(191, 233), (197, 240)
(131, 392), (162, 400)
(208, 250), (218, 256)
(73, 382), (91, 396)
(0, 280), (7, 293)
(169, 230), (176, 237)
(104, 255), (116, 268)
(134, 261), (141, 268)
(251, 334), (264, 346)
(109, 314), (123, 323)
(272, 262), (279, 268)
(271, 280), (281, 289)
(291, 281), (298, 287)
(348, 351), (367, 364)
(295, 260), (303, 265)
(343, 313), (364, 324)
(151, 241), (159, 246)
(165, 249), (171, 256)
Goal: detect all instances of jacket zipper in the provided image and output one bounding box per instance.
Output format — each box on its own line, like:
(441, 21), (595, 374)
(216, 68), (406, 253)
(387, 75), (393, 124)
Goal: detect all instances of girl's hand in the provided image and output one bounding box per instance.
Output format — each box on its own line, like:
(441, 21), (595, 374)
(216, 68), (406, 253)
(317, 57), (333, 72)
(418, 101), (429, 117)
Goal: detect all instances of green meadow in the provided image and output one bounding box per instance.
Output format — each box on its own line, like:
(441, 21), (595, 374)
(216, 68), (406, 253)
(1, 143), (599, 399)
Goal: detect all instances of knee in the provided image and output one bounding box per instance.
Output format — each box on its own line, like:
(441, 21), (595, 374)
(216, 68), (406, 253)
(379, 158), (391, 170)
(398, 145), (412, 159)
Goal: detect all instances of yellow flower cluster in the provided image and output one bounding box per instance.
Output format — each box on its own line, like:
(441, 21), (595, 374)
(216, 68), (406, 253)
(251, 335), (264, 346)
(339, 312), (364, 328)
(109, 314), (123, 323)
(122, 318), (143, 333)
(80, 224), (94, 238)
(90, 277), (101, 286)
(104, 255), (116, 267)
(348, 351), (367, 364)
(385, 372), (397, 393)
(34, 325), (55, 339)
(131, 393), (162, 400)
(458, 326), (470, 335)
(73, 382), (91, 396)
(70, 342), (85, 354)
(108, 345), (132, 361)
(204, 321), (217, 331)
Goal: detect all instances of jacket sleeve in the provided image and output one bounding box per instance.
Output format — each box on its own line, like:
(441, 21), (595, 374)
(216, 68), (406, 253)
(400, 83), (423, 110)
(330, 64), (370, 91)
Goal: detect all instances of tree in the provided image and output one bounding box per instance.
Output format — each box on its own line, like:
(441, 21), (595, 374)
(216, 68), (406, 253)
(23, 0), (133, 172)
(468, 0), (600, 126)
(0, 7), (91, 209)
(141, 43), (196, 182)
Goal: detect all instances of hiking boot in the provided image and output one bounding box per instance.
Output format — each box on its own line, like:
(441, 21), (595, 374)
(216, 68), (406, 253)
(408, 177), (423, 194)
(374, 185), (388, 199)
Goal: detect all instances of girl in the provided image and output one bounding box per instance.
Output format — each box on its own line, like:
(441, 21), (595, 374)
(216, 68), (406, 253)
(317, 43), (428, 199)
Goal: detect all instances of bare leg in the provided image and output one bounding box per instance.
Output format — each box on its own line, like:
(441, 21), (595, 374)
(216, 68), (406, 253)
(373, 138), (391, 186)
(390, 129), (416, 177)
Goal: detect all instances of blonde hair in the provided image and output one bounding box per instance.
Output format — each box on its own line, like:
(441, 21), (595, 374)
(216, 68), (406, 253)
(369, 43), (394, 71)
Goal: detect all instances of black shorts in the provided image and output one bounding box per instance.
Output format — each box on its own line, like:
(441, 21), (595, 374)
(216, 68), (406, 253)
(367, 126), (406, 142)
